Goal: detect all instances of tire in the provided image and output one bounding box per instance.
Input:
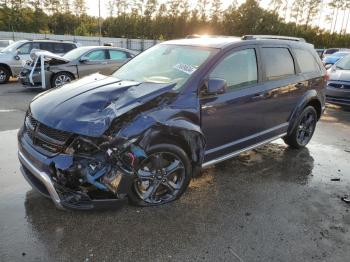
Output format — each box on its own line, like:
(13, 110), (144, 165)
(0, 66), (10, 84)
(128, 144), (192, 206)
(284, 106), (317, 149)
(51, 72), (74, 88)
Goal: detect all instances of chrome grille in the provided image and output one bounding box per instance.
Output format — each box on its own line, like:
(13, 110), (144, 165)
(24, 111), (72, 154)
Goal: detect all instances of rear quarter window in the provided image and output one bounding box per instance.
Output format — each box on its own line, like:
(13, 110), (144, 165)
(261, 47), (295, 80)
(294, 49), (320, 73)
(64, 43), (76, 53)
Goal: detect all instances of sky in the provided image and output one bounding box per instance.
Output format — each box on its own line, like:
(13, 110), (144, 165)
(85, 0), (346, 33)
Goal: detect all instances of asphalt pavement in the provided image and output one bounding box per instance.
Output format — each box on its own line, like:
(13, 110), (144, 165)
(0, 82), (350, 262)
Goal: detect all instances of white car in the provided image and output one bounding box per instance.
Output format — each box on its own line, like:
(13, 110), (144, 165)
(0, 40), (14, 51)
(0, 40), (78, 84)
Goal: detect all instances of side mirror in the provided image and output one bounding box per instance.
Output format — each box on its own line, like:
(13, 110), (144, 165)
(325, 64), (332, 70)
(205, 78), (227, 95)
(80, 56), (89, 63)
(14, 49), (20, 60)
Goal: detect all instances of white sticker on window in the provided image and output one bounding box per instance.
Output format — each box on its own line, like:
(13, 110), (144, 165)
(174, 63), (196, 75)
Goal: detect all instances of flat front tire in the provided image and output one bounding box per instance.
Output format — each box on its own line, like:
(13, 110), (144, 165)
(128, 144), (192, 206)
(284, 106), (317, 149)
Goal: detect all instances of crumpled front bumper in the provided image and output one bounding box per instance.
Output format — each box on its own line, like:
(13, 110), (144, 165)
(18, 129), (132, 210)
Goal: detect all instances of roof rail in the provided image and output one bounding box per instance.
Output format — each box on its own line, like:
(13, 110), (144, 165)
(242, 35), (306, 42)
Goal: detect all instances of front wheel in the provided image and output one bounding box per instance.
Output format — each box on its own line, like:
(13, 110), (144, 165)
(284, 106), (317, 149)
(0, 66), (10, 84)
(51, 72), (73, 88)
(128, 144), (192, 206)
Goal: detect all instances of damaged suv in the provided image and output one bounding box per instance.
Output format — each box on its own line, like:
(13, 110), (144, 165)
(18, 35), (326, 210)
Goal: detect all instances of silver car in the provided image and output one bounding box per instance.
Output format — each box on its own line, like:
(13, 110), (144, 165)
(19, 46), (137, 89)
(0, 40), (77, 84)
(326, 55), (350, 106)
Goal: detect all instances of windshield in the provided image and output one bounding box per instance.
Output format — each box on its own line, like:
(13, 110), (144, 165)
(113, 44), (215, 90)
(335, 55), (350, 70)
(0, 40), (25, 53)
(63, 47), (90, 60)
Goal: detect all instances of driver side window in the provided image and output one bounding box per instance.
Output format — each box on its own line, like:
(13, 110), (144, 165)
(210, 49), (258, 91)
(85, 50), (107, 61)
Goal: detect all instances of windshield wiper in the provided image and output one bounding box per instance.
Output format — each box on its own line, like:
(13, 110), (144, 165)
(336, 65), (344, 70)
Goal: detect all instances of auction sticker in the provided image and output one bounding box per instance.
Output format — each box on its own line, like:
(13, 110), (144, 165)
(174, 63), (196, 75)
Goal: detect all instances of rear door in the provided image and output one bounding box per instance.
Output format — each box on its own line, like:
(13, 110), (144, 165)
(257, 46), (305, 132)
(77, 49), (110, 76)
(201, 46), (268, 161)
(105, 49), (131, 75)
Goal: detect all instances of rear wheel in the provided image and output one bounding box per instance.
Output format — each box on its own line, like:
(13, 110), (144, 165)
(0, 66), (10, 84)
(128, 144), (192, 206)
(284, 106), (317, 149)
(51, 72), (73, 88)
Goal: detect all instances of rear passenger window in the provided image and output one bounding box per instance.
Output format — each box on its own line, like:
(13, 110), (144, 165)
(109, 50), (128, 60)
(261, 48), (295, 80)
(210, 49), (258, 91)
(64, 44), (76, 53)
(39, 42), (54, 52)
(52, 43), (65, 53)
(86, 50), (106, 60)
(294, 49), (320, 73)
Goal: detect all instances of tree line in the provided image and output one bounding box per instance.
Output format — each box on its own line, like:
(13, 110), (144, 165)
(1, 0), (350, 48)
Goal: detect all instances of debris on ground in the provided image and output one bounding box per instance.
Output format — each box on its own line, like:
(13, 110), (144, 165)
(330, 178), (340, 181)
(341, 195), (350, 204)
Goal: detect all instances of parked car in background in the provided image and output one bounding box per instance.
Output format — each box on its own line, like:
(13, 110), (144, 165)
(0, 39), (14, 51)
(322, 48), (350, 59)
(326, 55), (350, 106)
(0, 39), (77, 84)
(322, 51), (350, 66)
(17, 35), (326, 210)
(19, 46), (137, 89)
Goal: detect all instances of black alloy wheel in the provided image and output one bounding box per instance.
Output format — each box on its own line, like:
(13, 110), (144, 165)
(129, 144), (191, 206)
(284, 106), (317, 149)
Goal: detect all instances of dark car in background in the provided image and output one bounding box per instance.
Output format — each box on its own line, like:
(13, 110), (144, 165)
(19, 46), (137, 89)
(326, 55), (350, 106)
(0, 39), (77, 84)
(17, 35), (326, 210)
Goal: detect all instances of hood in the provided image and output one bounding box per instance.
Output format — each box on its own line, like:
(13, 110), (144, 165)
(30, 73), (175, 137)
(30, 49), (70, 64)
(329, 69), (350, 81)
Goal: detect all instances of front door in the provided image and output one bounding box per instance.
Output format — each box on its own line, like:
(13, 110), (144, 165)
(78, 49), (111, 77)
(201, 47), (269, 162)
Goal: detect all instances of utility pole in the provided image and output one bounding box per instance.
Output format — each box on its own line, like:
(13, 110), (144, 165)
(99, 0), (102, 45)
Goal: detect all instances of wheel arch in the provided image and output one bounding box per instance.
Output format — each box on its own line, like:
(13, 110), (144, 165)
(287, 90), (323, 135)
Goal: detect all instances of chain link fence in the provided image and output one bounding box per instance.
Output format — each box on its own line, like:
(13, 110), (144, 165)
(0, 31), (161, 51)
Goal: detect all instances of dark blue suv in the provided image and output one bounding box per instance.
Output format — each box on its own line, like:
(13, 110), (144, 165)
(18, 35), (326, 209)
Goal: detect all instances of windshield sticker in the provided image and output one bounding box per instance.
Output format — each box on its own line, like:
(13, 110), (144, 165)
(174, 63), (197, 75)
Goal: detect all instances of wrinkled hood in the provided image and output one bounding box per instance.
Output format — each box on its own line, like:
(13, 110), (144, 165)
(30, 49), (70, 63)
(30, 73), (175, 137)
(329, 69), (350, 81)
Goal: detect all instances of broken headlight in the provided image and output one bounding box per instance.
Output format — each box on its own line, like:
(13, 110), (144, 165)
(65, 136), (102, 155)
